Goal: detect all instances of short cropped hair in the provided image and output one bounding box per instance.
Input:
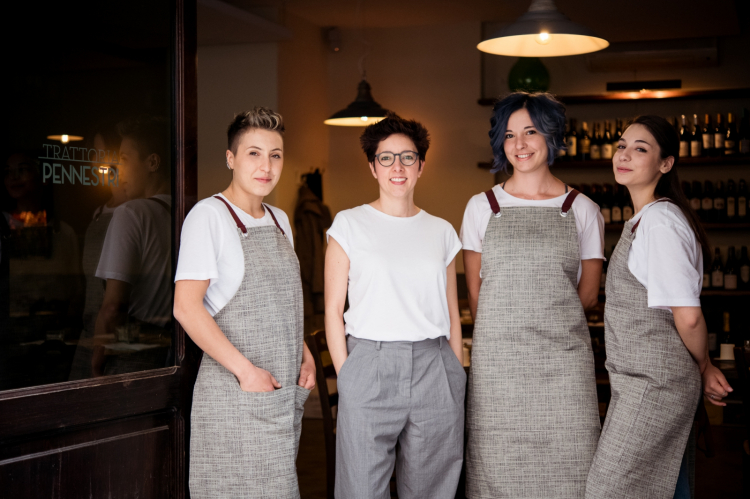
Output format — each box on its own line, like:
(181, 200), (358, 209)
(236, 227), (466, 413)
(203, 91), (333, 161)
(360, 112), (430, 163)
(227, 107), (285, 153)
(118, 115), (169, 177)
(489, 92), (566, 173)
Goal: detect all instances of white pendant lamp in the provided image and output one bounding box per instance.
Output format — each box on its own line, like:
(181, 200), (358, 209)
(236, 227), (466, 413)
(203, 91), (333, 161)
(478, 0), (609, 57)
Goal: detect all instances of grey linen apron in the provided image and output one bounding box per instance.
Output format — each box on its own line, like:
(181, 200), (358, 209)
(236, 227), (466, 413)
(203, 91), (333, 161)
(466, 188), (600, 499)
(190, 197), (309, 498)
(585, 201), (701, 499)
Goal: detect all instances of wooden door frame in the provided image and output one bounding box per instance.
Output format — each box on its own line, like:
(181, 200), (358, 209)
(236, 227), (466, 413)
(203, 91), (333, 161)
(0, 0), (198, 496)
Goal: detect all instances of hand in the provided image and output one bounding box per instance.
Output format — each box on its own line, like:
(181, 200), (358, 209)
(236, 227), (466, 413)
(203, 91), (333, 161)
(702, 362), (733, 406)
(239, 366), (281, 392)
(298, 357), (316, 390)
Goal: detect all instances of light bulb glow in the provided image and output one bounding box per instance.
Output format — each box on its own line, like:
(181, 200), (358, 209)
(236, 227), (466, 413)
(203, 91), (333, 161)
(99, 166), (109, 174)
(361, 116), (368, 121)
(61, 134), (69, 143)
(536, 32), (551, 45)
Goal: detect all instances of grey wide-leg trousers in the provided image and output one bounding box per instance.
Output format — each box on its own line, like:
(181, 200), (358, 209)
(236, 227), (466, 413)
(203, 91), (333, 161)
(335, 336), (466, 499)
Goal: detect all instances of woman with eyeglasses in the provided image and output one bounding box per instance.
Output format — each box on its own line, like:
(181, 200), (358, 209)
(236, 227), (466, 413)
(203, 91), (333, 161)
(460, 92), (604, 498)
(325, 113), (465, 499)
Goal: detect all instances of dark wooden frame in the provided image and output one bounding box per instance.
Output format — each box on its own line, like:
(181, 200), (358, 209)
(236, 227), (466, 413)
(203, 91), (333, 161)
(0, 0), (198, 496)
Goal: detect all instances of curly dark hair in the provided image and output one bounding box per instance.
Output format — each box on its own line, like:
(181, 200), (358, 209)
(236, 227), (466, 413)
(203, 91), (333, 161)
(359, 112), (430, 164)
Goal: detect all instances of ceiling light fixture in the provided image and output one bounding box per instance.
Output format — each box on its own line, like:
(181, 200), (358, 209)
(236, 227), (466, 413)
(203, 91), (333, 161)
(47, 134), (84, 143)
(478, 0), (609, 57)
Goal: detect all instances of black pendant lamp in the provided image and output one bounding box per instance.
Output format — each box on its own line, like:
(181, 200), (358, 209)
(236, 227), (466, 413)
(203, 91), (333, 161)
(324, 79), (389, 127)
(478, 0), (609, 57)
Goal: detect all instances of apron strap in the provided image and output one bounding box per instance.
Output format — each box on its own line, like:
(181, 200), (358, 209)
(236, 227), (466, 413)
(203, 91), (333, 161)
(630, 198), (673, 234)
(213, 196), (285, 236)
(560, 189), (580, 217)
(485, 188), (501, 217)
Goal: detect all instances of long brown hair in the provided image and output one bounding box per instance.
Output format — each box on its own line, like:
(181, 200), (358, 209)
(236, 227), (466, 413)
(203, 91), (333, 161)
(629, 115), (710, 260)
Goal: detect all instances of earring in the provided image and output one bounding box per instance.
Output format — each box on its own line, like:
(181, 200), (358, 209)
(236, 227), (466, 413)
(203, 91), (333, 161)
(226, 161), (231, 170)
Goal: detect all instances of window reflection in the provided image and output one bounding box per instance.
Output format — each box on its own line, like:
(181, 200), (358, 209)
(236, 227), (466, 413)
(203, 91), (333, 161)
(1, 0), (173, 390)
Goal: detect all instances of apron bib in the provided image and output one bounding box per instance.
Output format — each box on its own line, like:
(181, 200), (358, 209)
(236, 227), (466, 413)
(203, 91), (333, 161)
(190, 198), (309, 498)
(466, 189), (600, 499)
(585, 203), (701, 499)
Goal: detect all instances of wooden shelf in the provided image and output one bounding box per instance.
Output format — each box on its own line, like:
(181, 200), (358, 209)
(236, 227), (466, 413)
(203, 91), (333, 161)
(477, 88), (750, 107)
(605, 223), (750, 232)
(478, 155), (750, 170)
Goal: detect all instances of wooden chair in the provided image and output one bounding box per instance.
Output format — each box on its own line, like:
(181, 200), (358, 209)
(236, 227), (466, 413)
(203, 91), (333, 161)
(305, 329), (338, 499)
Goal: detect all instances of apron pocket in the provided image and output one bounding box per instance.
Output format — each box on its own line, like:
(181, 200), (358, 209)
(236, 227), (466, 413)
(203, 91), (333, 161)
(606, 372), (651, 466)
(237, 386), (298, 479)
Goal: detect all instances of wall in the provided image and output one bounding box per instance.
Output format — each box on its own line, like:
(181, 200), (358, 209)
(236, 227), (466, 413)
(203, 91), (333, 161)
(196, 43), (279, 202)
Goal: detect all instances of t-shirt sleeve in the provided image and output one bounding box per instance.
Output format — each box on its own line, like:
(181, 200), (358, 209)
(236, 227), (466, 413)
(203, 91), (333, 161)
(174, 204), (222, 282)
(577, 200), (605, 260)
(95, 206), (142, 283)
(645, 224), (702, 309)
(445, 225), (463, 266)
(326, 212), (350, 257)
(460, 196), (484, 253)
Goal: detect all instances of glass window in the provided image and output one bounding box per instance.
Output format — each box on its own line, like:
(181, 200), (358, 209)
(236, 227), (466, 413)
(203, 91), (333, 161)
(1, 0), (174, 389)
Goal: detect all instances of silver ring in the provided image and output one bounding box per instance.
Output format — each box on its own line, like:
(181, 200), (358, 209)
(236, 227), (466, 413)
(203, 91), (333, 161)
(708, 394), (715, 399)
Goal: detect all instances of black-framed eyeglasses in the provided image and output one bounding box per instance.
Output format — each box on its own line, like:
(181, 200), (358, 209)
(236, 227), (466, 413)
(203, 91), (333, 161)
(374, 151), (419, 167)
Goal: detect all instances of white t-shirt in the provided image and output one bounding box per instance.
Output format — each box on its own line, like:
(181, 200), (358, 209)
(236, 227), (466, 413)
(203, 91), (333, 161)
(460, 185), (605, 282)
(628, 199), (703, 311)
(174, 194), (294, 316)
(96, 194), (172, 327)
(326, 205), (462, 342)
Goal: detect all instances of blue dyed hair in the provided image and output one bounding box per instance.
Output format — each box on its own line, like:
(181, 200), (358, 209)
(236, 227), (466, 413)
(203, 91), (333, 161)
(489, 92), (567, 173)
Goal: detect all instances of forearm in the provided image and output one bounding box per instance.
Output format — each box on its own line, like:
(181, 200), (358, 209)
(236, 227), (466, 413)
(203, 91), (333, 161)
(463, 250), (482, 321)
(672, 306), (709, 372)
(325, 309), (348, 374)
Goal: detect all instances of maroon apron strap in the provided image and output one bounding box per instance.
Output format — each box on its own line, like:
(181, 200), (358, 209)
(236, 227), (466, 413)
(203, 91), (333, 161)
(485, 189), (501, 215)
(630, 198), (673, 234)
(213, 195), (246, 234)
(560, 189), (580, 216)
(263, 204), (286, 236)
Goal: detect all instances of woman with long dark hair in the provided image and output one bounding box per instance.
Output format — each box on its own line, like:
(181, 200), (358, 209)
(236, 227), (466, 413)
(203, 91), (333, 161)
(585, 115), (732, 499)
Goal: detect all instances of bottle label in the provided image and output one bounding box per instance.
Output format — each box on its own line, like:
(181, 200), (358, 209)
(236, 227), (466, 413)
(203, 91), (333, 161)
(741, 265), (750, 283)
(739, 197), (747, 217)
(679, 141), (690, 157)
(602, 143), (613, 159)
(590, 144), (601, 160)
(601, 207), (611, 224)
(727, 198), (735, 217)
(566, 137), (577, 157)
(714, 198), (725, 210)
(611, 206), (622, 222)
(703, 135), (712, 150)
(703, 272), (711, 288)
(724, 274), (738, 290)
(623, 206), (633, 219)
(702, 198), (713, 211)
(741, 138), (750, 155)
(724, 140), (736, 154)
(690, 198), (701, 211)
(580, 138), (591, 154)
(712, 270), (724, 287)
(690, 141), (702, 157)
(715, 133), (725, 149)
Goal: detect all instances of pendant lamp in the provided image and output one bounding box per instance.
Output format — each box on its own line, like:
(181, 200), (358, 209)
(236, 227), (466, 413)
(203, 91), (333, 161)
(478, 0), (609, 57)
(324, 79), (389, 126)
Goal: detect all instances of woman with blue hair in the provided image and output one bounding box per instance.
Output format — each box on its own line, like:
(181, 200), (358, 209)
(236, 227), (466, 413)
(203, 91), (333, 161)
(461, 92), (604, 498)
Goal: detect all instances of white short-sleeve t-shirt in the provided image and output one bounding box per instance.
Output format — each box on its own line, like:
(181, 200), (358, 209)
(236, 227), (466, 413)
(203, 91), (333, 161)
(628, 200), (703, 311)
(326, 205), (462, 342)
(460, 185), (605, 282)
(174, 194), (294, 316)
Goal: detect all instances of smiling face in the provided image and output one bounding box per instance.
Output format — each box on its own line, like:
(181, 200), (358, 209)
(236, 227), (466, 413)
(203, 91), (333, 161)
(226, 128), (283, 199)
(613, 123), (672, 189)
(369, 133), (423, 199)
(503, 108), (549, 174)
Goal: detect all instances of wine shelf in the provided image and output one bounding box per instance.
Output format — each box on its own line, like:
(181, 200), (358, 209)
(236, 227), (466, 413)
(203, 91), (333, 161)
(478, 155), (750, 170)
(605, 223), (750, 232)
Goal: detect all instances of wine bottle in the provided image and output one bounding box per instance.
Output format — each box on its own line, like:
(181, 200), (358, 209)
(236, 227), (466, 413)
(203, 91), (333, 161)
(590, 122), (602, 160)
(711, 247), (724, 289)
(690, 114), (703, 157)
(566, 119), (578, 161)
(602, 120), (614, 160)
(724, 246), (738, 290)
(611, 183), (623, 223)
(579, 121), (591, 161)
(622, 192), (633, 220)
(600, 183), (612, 223)
(558, 122), (568, 160)
(739, 246), (750, 289)
(679, 115), (690, 158)
(738, 179), (748, 221)
(726, 179), (737, 222)
(702, 180), (715, 223)
(703, 254), (711, 290)
(714, 113), (725, 156)
(740, 112), (750, 156)
(725, 113), (738, 155)
(590, 183), (602, 209)
(722, 311), (732, 346)
(690, 180), (702, 216)
(703, 114), (713, 156)
(612, 119), (623, 152)
(713, 180), (726, 223)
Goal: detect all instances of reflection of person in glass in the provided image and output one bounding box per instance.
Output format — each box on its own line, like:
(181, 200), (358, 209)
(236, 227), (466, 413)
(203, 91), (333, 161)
(174, 108), (314, 497)
(92, 116), (171, 376)
(69, 124), (129, 380)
